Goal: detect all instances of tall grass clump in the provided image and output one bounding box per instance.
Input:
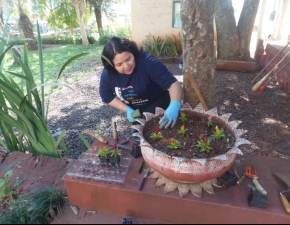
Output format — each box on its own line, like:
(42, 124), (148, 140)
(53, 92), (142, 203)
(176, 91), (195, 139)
(0, 187), (65, 224)
(0, 21), (88, 157)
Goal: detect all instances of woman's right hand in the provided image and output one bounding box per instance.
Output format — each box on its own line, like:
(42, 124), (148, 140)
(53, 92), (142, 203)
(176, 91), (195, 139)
(126, 107), (135, 122)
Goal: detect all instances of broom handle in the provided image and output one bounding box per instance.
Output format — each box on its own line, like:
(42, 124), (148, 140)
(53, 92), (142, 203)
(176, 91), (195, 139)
(251, 41), (290, 83)
(252, 50), (290, 92)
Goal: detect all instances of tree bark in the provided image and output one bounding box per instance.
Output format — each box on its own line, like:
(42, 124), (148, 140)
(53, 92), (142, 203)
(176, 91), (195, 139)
(71, 0), (89, 46)
(181, 0), (216, 109)
(18, 10), (38, 50)
(94, 5), (104, 37)
(238, 0), (260, 61)
(214, 0), (241, 60)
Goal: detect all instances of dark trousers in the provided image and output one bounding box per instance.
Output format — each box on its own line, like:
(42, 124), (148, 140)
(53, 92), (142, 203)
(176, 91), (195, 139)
(133, 92), (170, 125)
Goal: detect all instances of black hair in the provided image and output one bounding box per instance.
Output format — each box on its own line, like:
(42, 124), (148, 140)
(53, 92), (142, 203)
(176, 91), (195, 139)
(101, 37), (141, 75)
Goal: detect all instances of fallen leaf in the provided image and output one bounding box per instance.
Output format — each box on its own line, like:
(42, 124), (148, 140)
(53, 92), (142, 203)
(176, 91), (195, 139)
(70, 205), (79, 215)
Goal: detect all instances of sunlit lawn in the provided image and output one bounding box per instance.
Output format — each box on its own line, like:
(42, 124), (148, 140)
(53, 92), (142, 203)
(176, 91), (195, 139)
(4, 44), (104, 86)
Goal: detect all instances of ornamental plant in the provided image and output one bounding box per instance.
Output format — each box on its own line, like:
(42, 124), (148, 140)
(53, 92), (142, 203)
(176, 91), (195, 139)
(110, 145), (123, 158)
(178, 125), (188, 136)
(179, 112), (188, 122)
(207, 114), (215, 127)
(167, 138), (181, 149)
(195, 137), (212, 153)
(98, 145), (110, 157)
(0, 170), (16, 199)
(211, 125), (226, 140)
(150, 126), (163, 140)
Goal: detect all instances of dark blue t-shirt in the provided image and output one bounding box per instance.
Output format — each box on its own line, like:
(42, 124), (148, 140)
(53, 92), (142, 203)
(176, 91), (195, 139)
(99, 52), (177, 109)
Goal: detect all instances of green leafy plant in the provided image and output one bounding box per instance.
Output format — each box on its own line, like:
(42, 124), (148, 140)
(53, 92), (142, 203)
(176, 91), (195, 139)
(78, 133), (91, 149)
(95, 125), (101, 136)
(195, 137), (212, 153)
(0, 187), (65, 224)
(109, 145), (123, 158)
(141, 34), (180, 57)
(178, 125), (188, 136)
(167, 138), (181, 149)
(0, 21), (88, 157)
(98, 145), (110, 157)
(179, 112), (188, 122)
(0, 170), (16, 198)
(207, 114), (215, 127)
(211, 125), (226, 140)
(150, 126), (163, 140)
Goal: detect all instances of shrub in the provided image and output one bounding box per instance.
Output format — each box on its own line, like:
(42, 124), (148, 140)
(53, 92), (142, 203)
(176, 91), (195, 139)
(141, 33), (180, 57)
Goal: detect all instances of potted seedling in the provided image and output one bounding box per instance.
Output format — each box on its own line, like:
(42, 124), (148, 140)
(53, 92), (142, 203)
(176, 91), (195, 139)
(179, 112), (188, 122)
(109, 145), (123, 166)
(195, 137), (212, 153)
(211, 125), (226, 140)
(167, 138), (181, 149)
(178, 125), (188, 136)
(206, 114), (215, 127)
(98, 145), (109, 166)
(150, 126), (163, 140)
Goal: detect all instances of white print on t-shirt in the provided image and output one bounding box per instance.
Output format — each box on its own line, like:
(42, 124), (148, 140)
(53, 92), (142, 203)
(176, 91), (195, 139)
(132, 99), (149, 105)
(115, 87), (129, 104)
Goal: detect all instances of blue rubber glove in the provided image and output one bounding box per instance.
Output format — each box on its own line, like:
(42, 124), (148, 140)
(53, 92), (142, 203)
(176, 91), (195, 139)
(126, 107), (135, 123)
(159, 101), (181, 129)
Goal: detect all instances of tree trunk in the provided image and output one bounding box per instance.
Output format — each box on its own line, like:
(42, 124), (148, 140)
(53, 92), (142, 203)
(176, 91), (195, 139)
(18, 12), (38, 50)
(214, 0), (240, 60)
(72, 0), (89, 46)
(181, 0), (216, 110)
(238, 0), (260, 61)
(94, 6), (104, 37)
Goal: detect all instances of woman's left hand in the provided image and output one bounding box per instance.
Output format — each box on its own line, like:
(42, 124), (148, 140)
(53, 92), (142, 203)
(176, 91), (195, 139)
(159, 101), (181, 129)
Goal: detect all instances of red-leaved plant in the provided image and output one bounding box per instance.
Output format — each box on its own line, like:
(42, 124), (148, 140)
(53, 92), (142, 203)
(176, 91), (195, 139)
(150, 126), (163, 140)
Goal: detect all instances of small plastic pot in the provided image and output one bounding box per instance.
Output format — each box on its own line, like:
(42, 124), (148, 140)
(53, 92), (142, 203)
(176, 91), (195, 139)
(109, 156), (120, 166)
(98, 156), (109, 166)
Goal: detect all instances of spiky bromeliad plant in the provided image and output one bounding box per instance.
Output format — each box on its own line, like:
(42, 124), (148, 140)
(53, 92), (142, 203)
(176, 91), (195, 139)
(109, 145), (123, 158)
(98, 146), (110, 157)
(179, 112), (187, 122)
(206, 114), (215, 127)
(0, 21), (88, 157)
(195, 137), (212, 153)
(211, 125), (226, 140)
(150, 126), (163, 140)
(167, 138), (181, 149)
(178, 125), (188, 136)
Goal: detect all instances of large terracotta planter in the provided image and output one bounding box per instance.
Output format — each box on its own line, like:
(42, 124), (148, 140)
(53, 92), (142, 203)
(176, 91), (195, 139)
(132, 103), (251, 183)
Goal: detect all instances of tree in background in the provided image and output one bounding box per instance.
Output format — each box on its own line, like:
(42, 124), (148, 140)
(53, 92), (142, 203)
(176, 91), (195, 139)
(87, 0), (124, 37)
(4, 0), (37, 50)
(71, 0), (89, 45)
(214, 0), (260, 61)
(181, 0), (216, 109)
(32, 0), (91, 35)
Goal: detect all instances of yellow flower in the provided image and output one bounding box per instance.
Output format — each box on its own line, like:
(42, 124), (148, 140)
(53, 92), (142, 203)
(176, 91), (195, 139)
(215, 126), (220, 135)
(181, 125), (185, 132)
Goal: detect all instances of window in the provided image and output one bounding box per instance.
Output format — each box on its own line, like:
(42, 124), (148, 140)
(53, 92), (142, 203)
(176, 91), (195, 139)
(172, 1), (181, 28)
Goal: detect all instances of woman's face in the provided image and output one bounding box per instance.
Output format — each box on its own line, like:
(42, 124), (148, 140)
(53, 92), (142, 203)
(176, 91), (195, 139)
(112, 51), (135, 75)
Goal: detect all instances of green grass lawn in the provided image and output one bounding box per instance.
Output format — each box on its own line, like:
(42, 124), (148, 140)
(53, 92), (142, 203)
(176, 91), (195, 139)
(4, 44), (104, 86)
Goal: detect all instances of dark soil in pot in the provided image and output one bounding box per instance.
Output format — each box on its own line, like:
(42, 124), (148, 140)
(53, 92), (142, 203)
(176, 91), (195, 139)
(142, 111), (235, 159)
